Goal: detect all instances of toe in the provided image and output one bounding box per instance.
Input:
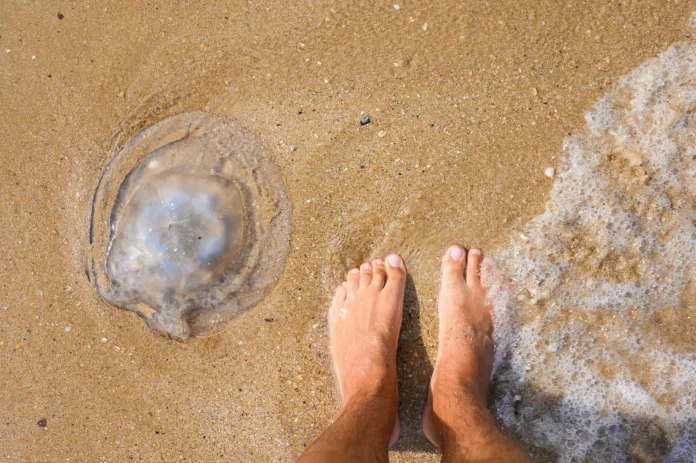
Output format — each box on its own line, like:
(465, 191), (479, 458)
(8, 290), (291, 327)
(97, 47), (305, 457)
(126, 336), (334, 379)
(480, 256), (494, 288)
(384, 254), (407, 296)
(371, 258), (387, 288)
(466, 249), (483, 289)
(331, 284), (347, 314)
(359, 262), (373, 288)
(346, 268), (360, 295)
(441, 245), (467, 286)
(334, 283), (347, 302)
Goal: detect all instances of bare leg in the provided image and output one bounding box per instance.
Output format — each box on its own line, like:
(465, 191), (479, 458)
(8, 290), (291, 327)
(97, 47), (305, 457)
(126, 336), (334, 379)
(299, 255), (406, 463)
(422, 246), (532, 463)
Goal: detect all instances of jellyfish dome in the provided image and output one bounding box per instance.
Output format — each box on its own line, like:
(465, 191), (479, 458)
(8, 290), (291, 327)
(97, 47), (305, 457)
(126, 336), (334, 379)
(89, 112), (292, 339)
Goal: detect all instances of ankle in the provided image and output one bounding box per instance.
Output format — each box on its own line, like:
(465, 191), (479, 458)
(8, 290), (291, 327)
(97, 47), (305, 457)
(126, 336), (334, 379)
(432, 367), (488, 407)
(340, 360), (396, 405)
(342, 376), (397, 410)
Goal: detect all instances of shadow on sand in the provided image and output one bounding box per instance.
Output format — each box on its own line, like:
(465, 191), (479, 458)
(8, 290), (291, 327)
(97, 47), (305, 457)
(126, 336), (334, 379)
(391, 273), (438, 453)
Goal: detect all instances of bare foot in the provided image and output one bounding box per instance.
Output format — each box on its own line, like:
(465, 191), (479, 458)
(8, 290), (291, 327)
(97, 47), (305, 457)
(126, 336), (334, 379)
(421, 246), (530, 461)
(422, 245), (494, 448)
(329, 254), (407, 446)
(422, 246), (532, 462)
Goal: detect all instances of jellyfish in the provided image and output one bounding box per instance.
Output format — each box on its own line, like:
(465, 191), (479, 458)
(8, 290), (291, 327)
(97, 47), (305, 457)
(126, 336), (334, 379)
(89, 112), (292, 339)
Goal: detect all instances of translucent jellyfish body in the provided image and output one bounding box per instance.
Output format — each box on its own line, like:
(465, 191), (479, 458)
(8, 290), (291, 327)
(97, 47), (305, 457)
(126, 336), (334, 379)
(89, 112), (292, 338)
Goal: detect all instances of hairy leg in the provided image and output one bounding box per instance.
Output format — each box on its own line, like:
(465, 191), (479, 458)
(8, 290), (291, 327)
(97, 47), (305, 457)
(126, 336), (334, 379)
(298, 255), (406, 463)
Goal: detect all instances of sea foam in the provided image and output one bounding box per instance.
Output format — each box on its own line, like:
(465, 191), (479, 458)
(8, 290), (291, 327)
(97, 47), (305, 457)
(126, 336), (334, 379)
(485, 37), (696, 461)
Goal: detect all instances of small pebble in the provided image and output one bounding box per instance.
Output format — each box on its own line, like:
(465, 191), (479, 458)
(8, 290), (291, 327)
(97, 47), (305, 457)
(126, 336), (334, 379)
(544, 167), (555, 178)
(513, 395), (522, 402)
(57, 13), (64, 20)
(377, 130), (387, 137)
(393, 4), (400, 10)
(547, 343), (560, 353)
(290, 145), (297, 152)
(422, 23), (429, 32)
(359, 115), (371, 126)
(37, 419), (47, 428)
(101, 337), (108, 343)
(65, 326), (71, 332)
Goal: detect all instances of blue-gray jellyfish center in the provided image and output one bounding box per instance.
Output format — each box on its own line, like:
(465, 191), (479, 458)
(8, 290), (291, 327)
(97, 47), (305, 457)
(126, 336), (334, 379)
(107, 171), (246, 295)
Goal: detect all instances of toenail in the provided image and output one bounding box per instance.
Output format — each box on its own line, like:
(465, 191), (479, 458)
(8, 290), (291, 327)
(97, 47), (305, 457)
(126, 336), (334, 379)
(350, 268), (360, 275)
(374, 258), (384, 266)
(449, 246), (464, 260)
(362, 263), (372, 271)
(470, 248), (481, 256)
(387, 254), (402, 268)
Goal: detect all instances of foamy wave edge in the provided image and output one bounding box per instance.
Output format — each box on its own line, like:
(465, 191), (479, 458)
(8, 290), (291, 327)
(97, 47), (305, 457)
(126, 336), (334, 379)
(485, 29), (696, 461)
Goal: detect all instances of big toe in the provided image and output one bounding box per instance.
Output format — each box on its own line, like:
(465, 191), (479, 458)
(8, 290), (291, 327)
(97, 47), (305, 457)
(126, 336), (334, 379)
(441, 245), (467, 288)
(384, 254), (407, 297)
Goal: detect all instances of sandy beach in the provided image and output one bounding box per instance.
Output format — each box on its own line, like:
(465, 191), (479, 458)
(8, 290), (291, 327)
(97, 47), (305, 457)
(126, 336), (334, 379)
(2, 1), (696, 461)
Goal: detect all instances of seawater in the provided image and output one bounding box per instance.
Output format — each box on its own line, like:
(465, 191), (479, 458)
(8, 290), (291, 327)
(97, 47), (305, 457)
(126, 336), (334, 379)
(485, 35), (696, 461)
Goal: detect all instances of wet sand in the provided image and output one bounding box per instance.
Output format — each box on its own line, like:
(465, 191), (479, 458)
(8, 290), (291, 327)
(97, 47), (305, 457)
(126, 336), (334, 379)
(2, 1), (695, 461)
